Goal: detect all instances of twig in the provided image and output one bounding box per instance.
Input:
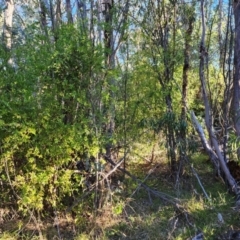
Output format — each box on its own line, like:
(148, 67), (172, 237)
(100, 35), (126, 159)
(184, 155), (211, 201)
(54, 210), (62, 240)
(189, 163), (210, 201)
(4, 158), (44, 240)
(130, 164), (160, 198)
(103, 154), (180, 206)
(67, 156), (126, 211)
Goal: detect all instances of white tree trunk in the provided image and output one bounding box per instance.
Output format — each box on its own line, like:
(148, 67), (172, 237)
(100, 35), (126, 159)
(3, 0), (15, 65)
(197, 0), (239, 194)
(191, 111), (238, 193)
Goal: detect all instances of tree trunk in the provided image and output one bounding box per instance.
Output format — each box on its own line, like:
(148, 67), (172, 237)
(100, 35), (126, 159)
(233, 1), (240, 140)
(178, 7), (194, 176)
(221, 1), (234, 162)
(66, 0), (73, 24)
(195, 0), (239, 194)
(103, 0), (113, 66)
(77, 0), (87, 30)
(102, 0), (115, 158)
(56, 0), (62, 28)
(49, 0), (55, 33)
(3, 0), (15, 66)
(165, 94), (177, 173)
(39, 0), (48, 36)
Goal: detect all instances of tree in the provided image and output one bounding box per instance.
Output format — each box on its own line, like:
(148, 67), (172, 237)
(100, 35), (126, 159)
(102, 0), (116, 157)
(2, 1), (240, 236)
(3, 0), (15, 65)
(179, 2), (195, 178)
(191, 0), (238, 195)
(66, 0), (73, 24)
(233, 0), (240, 144)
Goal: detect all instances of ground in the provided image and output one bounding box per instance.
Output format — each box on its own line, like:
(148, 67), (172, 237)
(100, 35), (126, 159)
(0, 152), (240, 239)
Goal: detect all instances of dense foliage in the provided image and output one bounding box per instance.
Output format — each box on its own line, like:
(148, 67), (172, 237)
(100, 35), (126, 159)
(0, 0), (240, 239)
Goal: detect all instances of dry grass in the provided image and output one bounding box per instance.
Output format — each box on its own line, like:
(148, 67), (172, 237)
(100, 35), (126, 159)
(1, 148), (240, 239)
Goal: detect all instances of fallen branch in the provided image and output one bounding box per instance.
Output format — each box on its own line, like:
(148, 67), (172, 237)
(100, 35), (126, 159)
(188, 160), (210, 201)
(190, 111), (218, 169)
(190, 111), (239, 195)
(103, 154), (180, 206)
(103, 155), (196, 226)
(69, 154), (194, 226)
(130, 164), (160, 201)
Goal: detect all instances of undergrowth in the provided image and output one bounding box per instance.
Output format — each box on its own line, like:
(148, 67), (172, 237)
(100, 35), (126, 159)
(0, 151), (239, 240)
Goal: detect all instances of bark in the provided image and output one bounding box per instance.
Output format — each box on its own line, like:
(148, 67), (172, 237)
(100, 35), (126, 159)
(3, 0), (15, 65)
(179, 8), (194, 175)
(191, 112), (222, 169)
(102, 0), (115, 157)
(163, 3), (177, 174)
(97, 0), (102, 43)
(66, 0), (73, 24)
(181, 5), (194, 121)
(199, 0), (212, 132)
(77, 0), (87, 30)
(182, 25), (193, 125)
(103, 0), (113, 66)
(218, 0), (223, 64)
(191, 111), (238, 193)
(165, 95), (177, 173)
(55, 0), (62, 27)
(90, 0), (94, 44)
(222, 1), (234, 162)
(233, 1), (240, 138)
(39, 0), (48, 36)
(49, 0), (55, 34)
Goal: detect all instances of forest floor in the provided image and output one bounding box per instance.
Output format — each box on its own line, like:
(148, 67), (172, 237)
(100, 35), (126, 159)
(0, 151), (240, 240)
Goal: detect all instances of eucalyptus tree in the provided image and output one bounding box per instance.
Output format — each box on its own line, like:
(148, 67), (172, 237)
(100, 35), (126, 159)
(186, 0), (240, 197)
(233, 0), (240, 146)
(218, 0), (234, 164)
(3, 0), (14, 65)
(196, 0), (237, 192)
(66, 0), (73, 23)
(94, 0), (130, 161)
(144, 0), (178, 173)
(178, 2), (195, 178)
(39, 0), (48, 35)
